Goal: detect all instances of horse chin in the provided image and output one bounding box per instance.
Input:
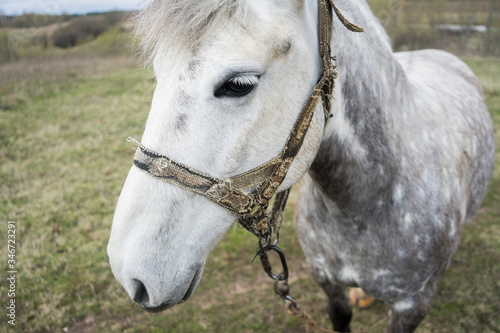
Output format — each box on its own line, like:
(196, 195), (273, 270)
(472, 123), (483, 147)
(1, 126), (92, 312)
(142, 302), (175, 313)
(180, 265), (203, 303)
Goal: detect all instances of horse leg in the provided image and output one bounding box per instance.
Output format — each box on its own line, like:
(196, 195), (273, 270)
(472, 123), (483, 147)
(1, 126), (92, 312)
(386, 291), (435, 333)
(318, 279), (352, 333)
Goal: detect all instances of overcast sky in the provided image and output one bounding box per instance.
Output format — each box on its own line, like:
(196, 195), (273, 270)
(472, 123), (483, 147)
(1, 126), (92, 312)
(1, 0), (145, 15)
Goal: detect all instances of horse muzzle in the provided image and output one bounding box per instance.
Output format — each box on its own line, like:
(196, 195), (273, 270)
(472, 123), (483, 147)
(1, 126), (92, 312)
(129, 264), (204, 312)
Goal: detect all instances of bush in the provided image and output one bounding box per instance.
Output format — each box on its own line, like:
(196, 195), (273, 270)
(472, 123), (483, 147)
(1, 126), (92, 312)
(8, 14), (66, 28)
(0, 30), (18, 62)
(373, 0), (500, 56)
(102, 11), (126, 26)
(51, 16), (110, 48)
(30, 33), (49, 49)
(391, 26), (439, 52)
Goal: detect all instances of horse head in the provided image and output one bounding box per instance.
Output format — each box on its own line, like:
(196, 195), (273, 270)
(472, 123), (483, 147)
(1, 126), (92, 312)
(107, 0), (326, 312)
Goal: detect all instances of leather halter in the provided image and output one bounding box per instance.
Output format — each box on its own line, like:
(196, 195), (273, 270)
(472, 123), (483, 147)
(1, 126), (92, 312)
(131, 0), (363, 243)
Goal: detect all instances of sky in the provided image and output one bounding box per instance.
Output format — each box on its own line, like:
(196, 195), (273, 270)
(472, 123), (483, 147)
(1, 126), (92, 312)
(0, 0), (145, 16)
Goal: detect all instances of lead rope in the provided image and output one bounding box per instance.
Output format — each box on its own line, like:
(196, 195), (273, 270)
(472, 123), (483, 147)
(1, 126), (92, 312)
(286, 306), (338, 333)
(256, 1), (363, 333)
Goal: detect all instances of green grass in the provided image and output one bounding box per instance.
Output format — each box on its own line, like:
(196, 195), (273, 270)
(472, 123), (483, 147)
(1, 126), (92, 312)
(0, 56), (153, 332)
(0, 37), (499, 333)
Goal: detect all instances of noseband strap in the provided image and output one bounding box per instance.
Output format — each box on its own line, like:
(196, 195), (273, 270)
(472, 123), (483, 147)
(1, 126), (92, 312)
(131, 0), (363, 243)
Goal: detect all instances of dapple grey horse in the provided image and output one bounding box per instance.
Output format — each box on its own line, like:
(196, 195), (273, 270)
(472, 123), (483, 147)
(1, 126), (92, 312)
(108, 0), (495, 331)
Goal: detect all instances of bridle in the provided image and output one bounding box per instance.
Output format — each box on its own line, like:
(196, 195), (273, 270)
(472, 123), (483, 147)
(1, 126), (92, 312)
(131, 0), (363, 244)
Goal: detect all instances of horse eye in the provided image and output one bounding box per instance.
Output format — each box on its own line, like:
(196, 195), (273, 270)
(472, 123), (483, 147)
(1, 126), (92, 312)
(214, 76), (258, 98)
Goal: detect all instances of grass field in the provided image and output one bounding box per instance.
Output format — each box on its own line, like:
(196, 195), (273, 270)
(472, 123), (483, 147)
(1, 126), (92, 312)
(1, 17), (500, 333)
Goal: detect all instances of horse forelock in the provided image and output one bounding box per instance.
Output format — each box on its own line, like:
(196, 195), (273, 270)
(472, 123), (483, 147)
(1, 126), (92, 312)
(132, 0), (251, 65)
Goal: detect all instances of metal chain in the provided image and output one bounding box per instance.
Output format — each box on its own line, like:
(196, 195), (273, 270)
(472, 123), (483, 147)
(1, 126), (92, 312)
(255, 244), (340, 333)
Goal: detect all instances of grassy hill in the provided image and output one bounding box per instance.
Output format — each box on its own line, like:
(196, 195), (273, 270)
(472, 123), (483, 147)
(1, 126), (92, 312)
(0, 12), (130, 63)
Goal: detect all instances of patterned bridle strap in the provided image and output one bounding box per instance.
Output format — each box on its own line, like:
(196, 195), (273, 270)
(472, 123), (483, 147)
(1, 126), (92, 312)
(132, 0), (363, 242)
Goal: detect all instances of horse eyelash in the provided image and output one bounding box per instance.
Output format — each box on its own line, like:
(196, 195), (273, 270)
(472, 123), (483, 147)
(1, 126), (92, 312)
(229, 75), (259, 86)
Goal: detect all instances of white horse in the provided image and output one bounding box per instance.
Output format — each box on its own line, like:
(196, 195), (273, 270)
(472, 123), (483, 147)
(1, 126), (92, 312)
(107, 0), (495, 331)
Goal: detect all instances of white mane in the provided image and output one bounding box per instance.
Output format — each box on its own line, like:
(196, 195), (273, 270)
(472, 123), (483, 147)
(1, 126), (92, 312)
(131, 0), (250, 65)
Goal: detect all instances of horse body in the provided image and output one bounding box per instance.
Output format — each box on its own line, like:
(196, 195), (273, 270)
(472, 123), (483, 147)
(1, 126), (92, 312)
(108, 0), (495, 331)
(295, 3), (495, 330)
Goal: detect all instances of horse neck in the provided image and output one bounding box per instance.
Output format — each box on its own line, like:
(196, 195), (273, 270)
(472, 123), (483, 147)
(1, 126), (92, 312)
(309, 0), (410, 206)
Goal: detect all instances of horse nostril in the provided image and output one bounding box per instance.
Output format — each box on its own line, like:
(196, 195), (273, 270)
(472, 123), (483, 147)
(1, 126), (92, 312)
(132, 279), (149, 305)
